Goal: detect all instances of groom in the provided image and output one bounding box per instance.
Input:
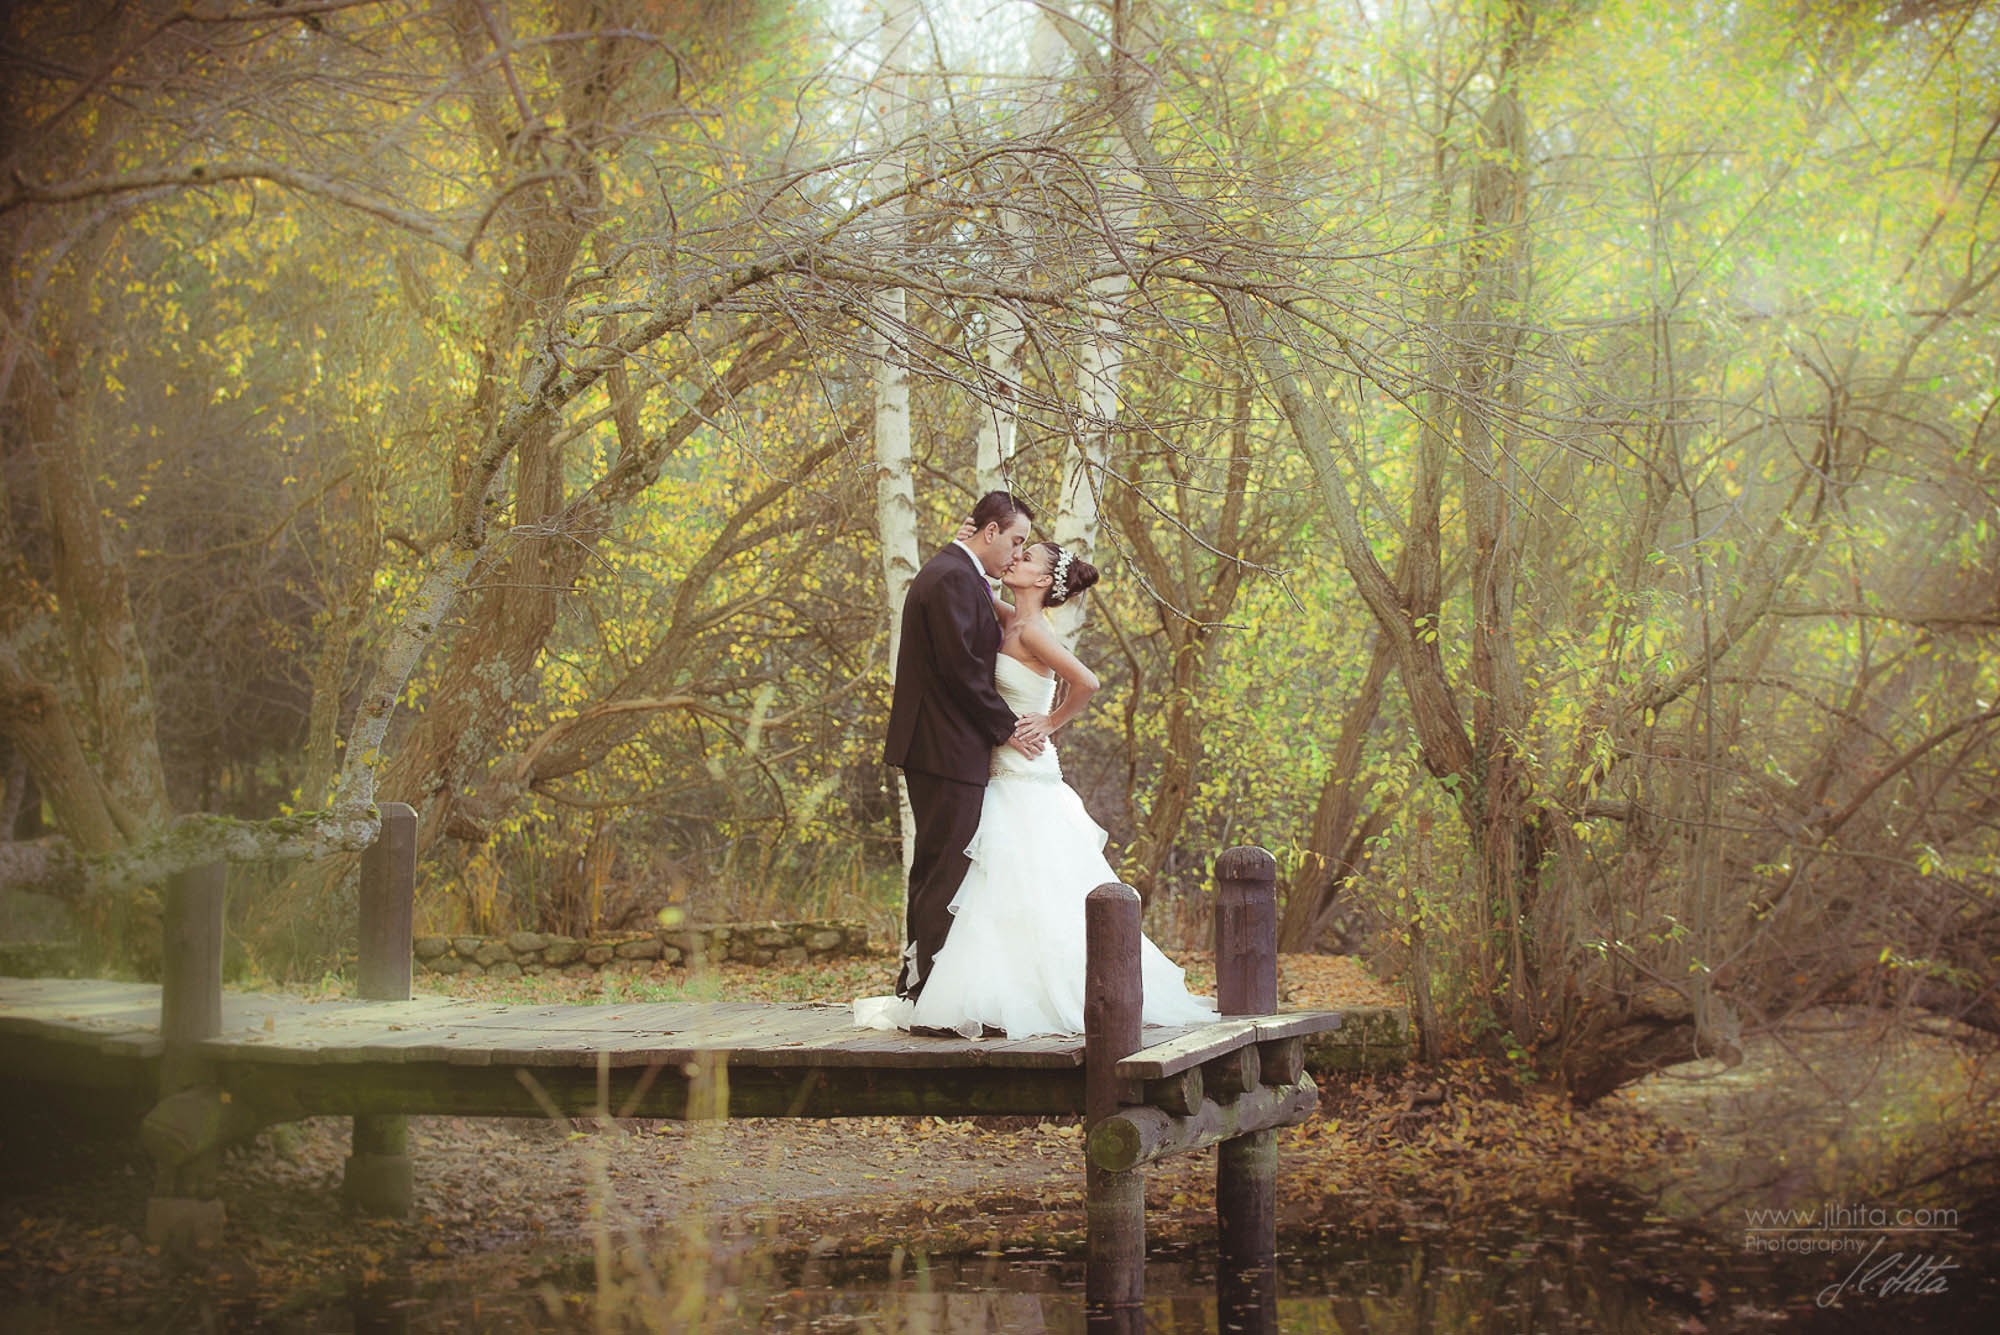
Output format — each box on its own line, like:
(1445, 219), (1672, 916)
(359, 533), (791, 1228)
(885, 490), (1049, 1003)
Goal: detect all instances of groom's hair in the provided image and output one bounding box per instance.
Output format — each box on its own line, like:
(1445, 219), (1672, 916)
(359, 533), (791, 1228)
(970, 490), (1034, 533)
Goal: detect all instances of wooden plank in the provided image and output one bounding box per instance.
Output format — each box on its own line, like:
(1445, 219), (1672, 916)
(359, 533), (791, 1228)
(0, 981), (163, 1025)
(0, 979), (150, 1007)
(0, 1006), (157, 1040)
(214, 1055), (1092, 1121)
(337, 1028), (479, 1064)
(1, 1026), (161, 1099)
(1112, 1013), (1344, 1079)
(1, 976), (1146, 1079)
(100, 1034), (166, 1059)
(1115, 1020), (1259, 1079)
(1251, 1012), (1342, 1042)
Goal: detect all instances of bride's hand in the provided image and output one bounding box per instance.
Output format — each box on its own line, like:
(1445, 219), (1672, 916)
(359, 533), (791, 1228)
(954, 519), (976, 544)
(1013, 713), (1051, 746)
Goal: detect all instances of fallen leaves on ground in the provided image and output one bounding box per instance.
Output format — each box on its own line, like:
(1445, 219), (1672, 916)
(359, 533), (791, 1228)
(416, 945), (1402, 1014)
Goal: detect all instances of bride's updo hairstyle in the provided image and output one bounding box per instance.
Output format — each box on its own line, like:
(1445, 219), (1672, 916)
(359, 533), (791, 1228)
(1040, 542), (1099, 607)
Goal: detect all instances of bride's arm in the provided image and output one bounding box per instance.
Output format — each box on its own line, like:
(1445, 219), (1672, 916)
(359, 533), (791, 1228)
(1017, 619), (1098, 734)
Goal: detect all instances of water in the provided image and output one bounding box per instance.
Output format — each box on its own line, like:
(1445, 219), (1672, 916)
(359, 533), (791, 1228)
(321, 1194), (1999, 1334)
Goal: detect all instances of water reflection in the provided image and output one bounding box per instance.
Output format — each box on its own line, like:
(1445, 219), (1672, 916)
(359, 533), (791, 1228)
(329, 1198), (1995, 1333)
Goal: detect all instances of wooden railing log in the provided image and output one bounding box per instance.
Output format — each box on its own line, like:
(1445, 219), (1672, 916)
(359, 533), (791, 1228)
(1145, 1065), (1203, 1118)
(141, 1086), (270, 1171)
(1088, 1073), (1318, 1174)
(1259, 1036), (1306, 1086)
(1204, 1044), (1262, 1101)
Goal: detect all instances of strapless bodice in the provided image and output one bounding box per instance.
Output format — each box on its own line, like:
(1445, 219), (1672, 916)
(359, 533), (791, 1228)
(991, 654), (1061, 782)
(995, 653), (1057, 714)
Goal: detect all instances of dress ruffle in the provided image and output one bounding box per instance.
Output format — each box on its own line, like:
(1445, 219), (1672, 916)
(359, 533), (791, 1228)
(858, 653), (1215, 1039)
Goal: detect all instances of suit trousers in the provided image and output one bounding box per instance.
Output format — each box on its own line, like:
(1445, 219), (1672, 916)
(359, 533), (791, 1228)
(897, 769), (986, 1000)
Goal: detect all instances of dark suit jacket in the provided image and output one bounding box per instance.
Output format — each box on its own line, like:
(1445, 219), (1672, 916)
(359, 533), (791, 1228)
(884, 545), (1019, 783)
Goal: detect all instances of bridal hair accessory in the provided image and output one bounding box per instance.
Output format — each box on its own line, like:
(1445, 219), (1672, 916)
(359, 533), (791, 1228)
(1050, 547), (1073, 603)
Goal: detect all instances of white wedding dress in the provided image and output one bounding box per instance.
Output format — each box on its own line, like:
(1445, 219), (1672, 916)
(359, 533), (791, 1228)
(856, 654), (1217, 1039)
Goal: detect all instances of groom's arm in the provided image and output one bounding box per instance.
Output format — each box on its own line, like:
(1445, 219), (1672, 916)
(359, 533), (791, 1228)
(923, 568), (1018, 746)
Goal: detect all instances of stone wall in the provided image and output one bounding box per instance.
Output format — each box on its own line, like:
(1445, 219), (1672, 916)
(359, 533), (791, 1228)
(1303, 1004), (1412, 1073)
(412, 919), (871, 980)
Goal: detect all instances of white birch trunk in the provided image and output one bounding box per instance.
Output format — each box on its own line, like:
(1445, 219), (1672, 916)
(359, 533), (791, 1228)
(976, 4), (1075, 502)
(1056, 275), (1123, 564)
(973, 295), (1024, 493)
(868, 0), (923, 876)
(1051, 11), (1155, 648)
(875, 299), (920, 876)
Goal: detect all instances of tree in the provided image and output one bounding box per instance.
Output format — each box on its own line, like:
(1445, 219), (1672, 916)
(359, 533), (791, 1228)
(1049, 0), (2000, 1093)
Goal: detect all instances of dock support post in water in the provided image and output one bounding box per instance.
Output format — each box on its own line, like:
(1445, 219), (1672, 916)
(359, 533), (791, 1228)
(145, 861), (229, 1252)
(1215, 845), (1280, 1334)
(345, 801), (417, 1217)
(1084, 882), (1145, 1330)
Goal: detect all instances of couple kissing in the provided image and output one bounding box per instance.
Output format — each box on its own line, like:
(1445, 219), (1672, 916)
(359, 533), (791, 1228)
(854, 490), (1214, 1040)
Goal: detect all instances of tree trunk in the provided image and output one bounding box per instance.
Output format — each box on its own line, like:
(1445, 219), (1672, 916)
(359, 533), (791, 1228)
(1051, 5), (1155, 647)
(977, 5), (1067, 498)
(1108, 381), (1276, 905)
(29, 331), (172, 839)
(1276, 635), (1395, 951)
(0, 646), (121, 856)
(868, 0), (923, 876)
(973, 295), (1024, 493)
(1455, 4), (1541, 1037)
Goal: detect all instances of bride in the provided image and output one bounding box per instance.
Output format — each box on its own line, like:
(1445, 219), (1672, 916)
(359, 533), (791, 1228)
(856, 539), (1216, 1039)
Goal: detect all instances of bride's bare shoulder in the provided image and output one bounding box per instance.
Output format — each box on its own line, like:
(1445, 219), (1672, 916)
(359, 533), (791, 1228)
(997, 638), (1053, 676)
(1017, 617), (1096, 690)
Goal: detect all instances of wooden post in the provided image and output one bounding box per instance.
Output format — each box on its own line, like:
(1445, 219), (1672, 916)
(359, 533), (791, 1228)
(147, 861), (227, 1251)
(1214, 845), (1278, 1334)
(346, 802), (417, 1217)
(1218, 1130), (1279, 1333)
(1084, 882), (1145, 1330)
(357, 802), (416, 1001)
(1215, 845), (1277, 1015)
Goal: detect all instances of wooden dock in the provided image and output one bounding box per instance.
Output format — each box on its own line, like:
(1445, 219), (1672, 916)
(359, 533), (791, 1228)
(2, 813), (1336, 1329)
(0, 975), (1335, 1124)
